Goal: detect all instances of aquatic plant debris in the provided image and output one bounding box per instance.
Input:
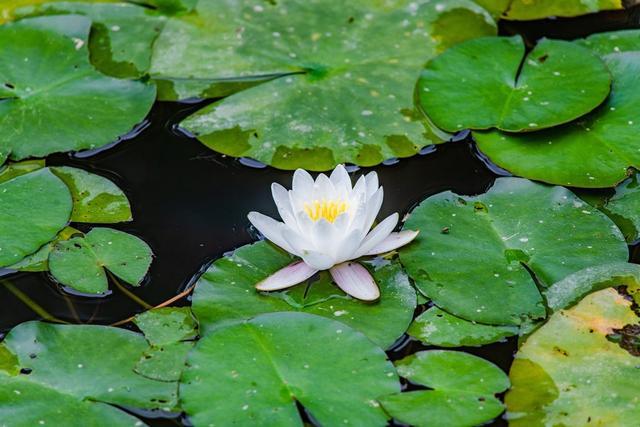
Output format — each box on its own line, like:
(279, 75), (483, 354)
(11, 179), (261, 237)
(248, 165), (418, 301)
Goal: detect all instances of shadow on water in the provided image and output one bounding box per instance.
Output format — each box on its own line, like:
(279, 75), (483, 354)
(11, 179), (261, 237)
(2, 5), (640, 427)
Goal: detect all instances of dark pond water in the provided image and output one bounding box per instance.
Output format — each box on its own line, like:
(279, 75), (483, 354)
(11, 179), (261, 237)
(2, 6), (640, 426)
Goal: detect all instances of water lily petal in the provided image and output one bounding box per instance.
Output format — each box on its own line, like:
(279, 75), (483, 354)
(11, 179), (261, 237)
(361, 187), (384, 233)
(282, 228), (312, 256)
(314, 173), (335, 200)
(272, 183), (298, 231)
(355, 212), (399, 257)
(330, 262), (380, 301)
(292, 168), (314, 195)
(335, 227), (366, 264)
(364, 171), (379, 198)
(311, 218), (338, 254)
(247, 211), (295, 254)
(301, 250), (335, 270)
(330, 164), (351, 196)
(255, 261), (318, 291)
(364, 230), (419, 255)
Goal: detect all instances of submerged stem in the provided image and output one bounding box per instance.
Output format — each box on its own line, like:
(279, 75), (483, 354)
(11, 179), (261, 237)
(1, 280), (68, 324)
(107, 271), (153, 310)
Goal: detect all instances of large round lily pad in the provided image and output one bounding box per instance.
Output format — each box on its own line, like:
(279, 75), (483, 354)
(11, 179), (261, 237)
(418, 36), (611, 132)
(380, 350), (509, 427)
(0, 19), (156, 164)
(0, 168), (72, 268)
(505, 288), (640, 426)
(180, 312), (398, 426)
(474, 52), (640, 188)
(49, 227), (153, 294)
(148, 0), (496, 170)
(192, 241), (416, 349)
(502, 0), (624, 20)
(399, 177), (628, 325)
(0, 321), (178, 424)
(14, 2), (167, 78)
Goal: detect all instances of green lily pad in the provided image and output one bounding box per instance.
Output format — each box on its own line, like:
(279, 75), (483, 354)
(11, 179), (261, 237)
(585, 175), (640, 242)
(380, 350), (509, 427)
(0, 159), (45, 184)
(543, 262), (640, 312)
(0, 168), (72, 268)
(150, 0), (496, 169)
(48, 227), (153, 294)
(419, 36), (611, 132)
(180, 312), (398, 426)
(579, 29), (640, 56)
(14, 2), (167, 78)
(503, 0), (623, 20)
(0, 20), (156, 164)
(51, 166), (132, 223)
(505, 288), (640, 426)
(399, 177), (628, 325)
(474, 52), (640, 188)
(192, 241), (416, 349)
(133, 307), (197, 382)
(0, 321), (178, 425)
(6, 226), (79, 272)
(408, 306), (518, 347)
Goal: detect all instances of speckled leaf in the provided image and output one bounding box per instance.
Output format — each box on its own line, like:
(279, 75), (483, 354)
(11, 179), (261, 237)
(0, 0), (118, 24)
(419, 36), (611, 132)
(49, 227), (153, 294)
(135, 342), (193, 383)
(134, 307), (197, 346)
(0, 168), (72, 268)
(380, 350), (509, 427)
(51, 166), (131, 223)
(14, 2), (167, 78)
(192, 241), (416, 349)
(474, 52), (640, 188)
(0, 19), (155, 163)
(180, 312), (398, 427)
(506, 288), (640, 426)
(399, 178), (628, 325)
(0, 321), (178, 425)
(503, 0), (623, 20)
(6, 226), (79, 272)
(585, 175), (640, 242)
(579, 29), (640, 55)
(543, 262), (640, 312)
(408, 306), (518, 347)
(153, 0), (496, 169)
(0, 159), (44, 184)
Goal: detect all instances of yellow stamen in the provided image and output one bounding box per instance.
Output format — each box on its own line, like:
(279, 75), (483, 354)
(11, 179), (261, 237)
(303, 199), (349, 223)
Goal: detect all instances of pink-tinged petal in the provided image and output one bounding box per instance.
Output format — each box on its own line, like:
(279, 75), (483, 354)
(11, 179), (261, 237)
(255, 261), (318, 291)
(247, 211), (295, 254)
(330, 262), (380, 301)
(355, 212), (399, 257)
(301, 250), (335, 270)
(364, 230), (420, 255)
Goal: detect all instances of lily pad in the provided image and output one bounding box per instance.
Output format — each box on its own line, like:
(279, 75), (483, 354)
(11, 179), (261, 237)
(399, 177), (628, 325)
(6, 226), (79, 272)
(380, 350), (509, 427)
(505, 288), (640, 426)
(150, 0), (496, 169)
(14, 2), (167, 78)
(585, 175), (640, 242)
(180, 312), (398, 426)
(579, 29), (640, 56)
(48, 227), (153, 294)
(0, 321), (178, 425)
(0, 20), (156, 164)
(408, 306), (518, 347)
(474, 52), (640, 188)
(0, 168), (72, 268)
(51, 166), (132, 223)
(503, 0), (624, 20)
(543, 262), (640, 312)
(134, 307), (197, 382)
(192, 241), (416, 349)
(418, 36), (611, 132)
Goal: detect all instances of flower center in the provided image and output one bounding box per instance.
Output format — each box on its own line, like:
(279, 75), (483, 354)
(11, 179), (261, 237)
(303, 199), (349, 223)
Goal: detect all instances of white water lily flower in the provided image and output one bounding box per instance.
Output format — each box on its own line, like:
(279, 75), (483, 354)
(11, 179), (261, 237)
(247, 165), (418, 301)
